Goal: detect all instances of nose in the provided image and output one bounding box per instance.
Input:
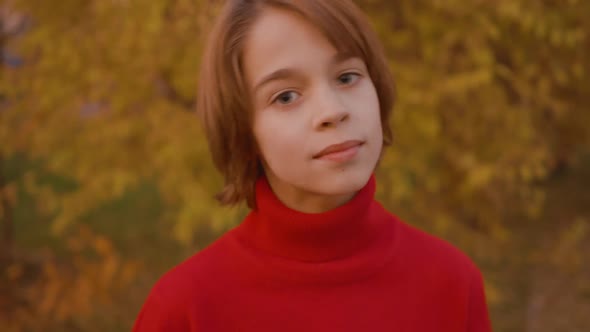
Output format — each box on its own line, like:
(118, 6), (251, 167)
(312, 87), (350, 130)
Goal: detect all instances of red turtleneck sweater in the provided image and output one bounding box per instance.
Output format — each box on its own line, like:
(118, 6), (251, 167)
(133, 176), (492, 331)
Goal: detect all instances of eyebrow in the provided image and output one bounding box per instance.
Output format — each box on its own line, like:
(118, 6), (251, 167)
(253, 52), (358, 94)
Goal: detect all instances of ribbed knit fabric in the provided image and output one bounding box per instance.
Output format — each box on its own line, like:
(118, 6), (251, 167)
(133, 175), (492, 331)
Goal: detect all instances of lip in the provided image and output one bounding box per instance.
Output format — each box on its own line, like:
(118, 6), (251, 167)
(313, 140), (364, 161)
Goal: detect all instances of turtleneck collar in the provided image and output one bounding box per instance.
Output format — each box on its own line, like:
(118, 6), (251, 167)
(235, 174), (384, 262)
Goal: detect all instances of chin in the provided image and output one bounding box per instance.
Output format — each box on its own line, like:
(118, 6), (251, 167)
(313, 167), (373, 196)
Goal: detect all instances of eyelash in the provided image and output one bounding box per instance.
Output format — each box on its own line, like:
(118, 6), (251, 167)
(270, 72), (362, 106)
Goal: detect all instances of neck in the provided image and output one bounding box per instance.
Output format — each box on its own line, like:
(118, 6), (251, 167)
(264, 174), (357, 213)
(236, 174), (383, 262)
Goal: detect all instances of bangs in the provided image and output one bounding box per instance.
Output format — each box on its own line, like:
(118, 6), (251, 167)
(271, 1), (369, 62)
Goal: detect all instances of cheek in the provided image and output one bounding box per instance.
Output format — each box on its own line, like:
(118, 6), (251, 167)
(350, 81), (382, 127)
(253, 115), (302, 164)
(355, 82), (383, 152)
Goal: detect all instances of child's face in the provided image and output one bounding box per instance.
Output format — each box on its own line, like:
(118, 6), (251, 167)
(243, 7), (383, 213)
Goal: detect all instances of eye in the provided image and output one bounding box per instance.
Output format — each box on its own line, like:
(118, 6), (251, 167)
(272, 90), (300, 105)
(338, 72), (361, 85)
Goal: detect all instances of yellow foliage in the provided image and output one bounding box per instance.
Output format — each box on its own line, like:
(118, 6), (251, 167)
(2, 226), (140, 330)
(1, 0), (589, 330)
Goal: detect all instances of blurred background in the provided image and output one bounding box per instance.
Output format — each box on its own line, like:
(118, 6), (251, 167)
(1, 0), (589, 331)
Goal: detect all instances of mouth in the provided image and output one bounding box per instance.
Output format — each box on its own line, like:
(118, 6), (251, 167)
(313, 140), (364, 161)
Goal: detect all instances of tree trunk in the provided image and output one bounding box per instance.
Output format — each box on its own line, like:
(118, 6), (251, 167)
(0, 155), (14, 263)
(0, 16), (13, 261)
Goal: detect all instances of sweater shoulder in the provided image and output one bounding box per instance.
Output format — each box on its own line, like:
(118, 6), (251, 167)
(392, 215), (482, 279)
(147, 230), (235, 304)
(133, 232), (240, 330)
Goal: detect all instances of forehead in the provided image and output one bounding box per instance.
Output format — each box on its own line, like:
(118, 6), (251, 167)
(242, 6), (362, 79)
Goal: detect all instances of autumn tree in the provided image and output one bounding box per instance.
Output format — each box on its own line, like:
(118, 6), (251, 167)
(1, 0), (588, 331)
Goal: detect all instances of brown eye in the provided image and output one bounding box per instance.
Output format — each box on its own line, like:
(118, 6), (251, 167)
(338, 72), (361, 85)
(273, 91), (300, 105)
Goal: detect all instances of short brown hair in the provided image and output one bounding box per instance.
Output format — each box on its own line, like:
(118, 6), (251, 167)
(197, 0), (395, 208)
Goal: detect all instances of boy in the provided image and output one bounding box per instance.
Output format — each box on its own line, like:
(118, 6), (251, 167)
(133, 1), (493, 331)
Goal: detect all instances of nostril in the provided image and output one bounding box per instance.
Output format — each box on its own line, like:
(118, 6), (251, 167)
(316, 111), (349, 129)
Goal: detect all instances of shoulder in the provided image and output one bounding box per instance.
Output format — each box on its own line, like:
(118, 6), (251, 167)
(382, 212), (492, 330)
(389, 213), (483, 283)
(152, 231), (235, 299)
(133, 232), (237, 330)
